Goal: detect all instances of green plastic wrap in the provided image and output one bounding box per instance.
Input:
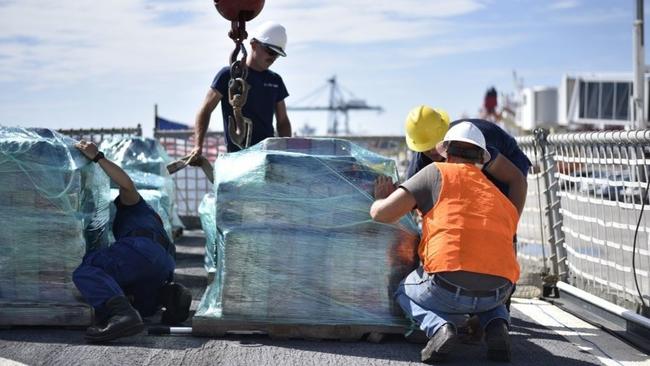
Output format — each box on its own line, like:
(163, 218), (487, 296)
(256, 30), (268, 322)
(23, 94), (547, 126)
(196, 137), (420, 326)
(198, 193), (217, 273)
(99, 136), (171, 176)
(100, 136), (179, 240)
(0, 127), (110, 305)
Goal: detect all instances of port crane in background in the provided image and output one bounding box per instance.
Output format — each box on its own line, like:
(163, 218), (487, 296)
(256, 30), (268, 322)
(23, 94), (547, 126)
(288, 76), (383, 135)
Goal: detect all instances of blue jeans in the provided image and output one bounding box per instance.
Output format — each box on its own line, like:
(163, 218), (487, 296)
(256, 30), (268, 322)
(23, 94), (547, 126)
(395, 267), (512, 338)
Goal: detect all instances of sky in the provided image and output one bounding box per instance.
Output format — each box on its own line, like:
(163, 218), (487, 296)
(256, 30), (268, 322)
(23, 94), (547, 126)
(0, 0), (642, 137)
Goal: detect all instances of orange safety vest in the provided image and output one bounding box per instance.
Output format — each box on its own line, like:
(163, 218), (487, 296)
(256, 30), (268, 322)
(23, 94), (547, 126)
(419, 162), (520, 284)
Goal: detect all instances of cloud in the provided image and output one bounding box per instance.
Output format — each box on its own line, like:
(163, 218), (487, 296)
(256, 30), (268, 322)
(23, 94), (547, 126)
(261, 0), (485, 44)
(548, 0), (580, 10)
(551, 8), (628, 25)
(270, 0), (484, 18)
(6, 0), (607, 135)
(0, 0), (489, 90)
(0, 1), (230, 87)
(415, 34), (527, 58)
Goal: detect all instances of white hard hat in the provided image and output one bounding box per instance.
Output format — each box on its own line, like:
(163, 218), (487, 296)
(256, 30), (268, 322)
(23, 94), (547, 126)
(251, 21), (287, 57)
(436, 121), (491, 163)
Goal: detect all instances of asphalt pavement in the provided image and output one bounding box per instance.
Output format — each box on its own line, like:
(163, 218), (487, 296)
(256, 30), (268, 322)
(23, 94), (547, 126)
(0, 231), (647, 366)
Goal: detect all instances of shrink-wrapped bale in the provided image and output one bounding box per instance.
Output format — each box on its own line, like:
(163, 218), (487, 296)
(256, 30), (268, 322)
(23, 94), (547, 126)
(196, 137), (420, 327)
(100, 136), (180, 240)
(0, 127), (110, 324)
(199, 193), (217, 273)
(100, 137), (170, 176)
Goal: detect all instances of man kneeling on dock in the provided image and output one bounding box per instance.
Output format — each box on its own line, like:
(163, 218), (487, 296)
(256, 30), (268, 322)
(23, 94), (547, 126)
(370, 122), (520, 363)
(72, 140), (192, 343)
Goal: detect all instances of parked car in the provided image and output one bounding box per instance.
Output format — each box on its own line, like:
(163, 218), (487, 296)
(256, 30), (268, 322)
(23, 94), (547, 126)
(622, 185), (650, 204)
(577, 169), (630, 201)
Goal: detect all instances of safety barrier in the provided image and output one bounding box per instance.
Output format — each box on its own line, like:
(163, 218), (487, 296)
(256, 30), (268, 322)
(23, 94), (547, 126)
(57, 125), (142, 143)
(516, 129), (650, 311)
(153, 130), (225, 226)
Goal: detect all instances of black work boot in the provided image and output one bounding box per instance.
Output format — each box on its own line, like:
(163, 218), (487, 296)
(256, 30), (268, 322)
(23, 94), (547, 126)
(85, 296), (144, 343)
(485, 319), (511, 362)
(158, 282), (192, 325)
(458, 315), (483, 344)
(421, 323), (457, 363)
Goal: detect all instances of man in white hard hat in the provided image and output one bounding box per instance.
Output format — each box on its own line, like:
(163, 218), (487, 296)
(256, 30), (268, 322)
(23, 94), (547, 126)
(371, 122), (519, 363)
(190, 21), (292, 155)
(404, 106), (530, 216)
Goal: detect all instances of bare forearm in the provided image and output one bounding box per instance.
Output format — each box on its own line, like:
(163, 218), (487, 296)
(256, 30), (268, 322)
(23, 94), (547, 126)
(485, 154), (527, 216)
(194, 111), (211, 152)
(75, 140), (138, 204)
(370, 199), (396, 223)
(194, 89), (221, 152)
(97, 158), (136, 193)
(98, 158), (139, 205)
(370, 187), (416, 223)
(508, 180), (527, 216)
(277, 117), (292, 137)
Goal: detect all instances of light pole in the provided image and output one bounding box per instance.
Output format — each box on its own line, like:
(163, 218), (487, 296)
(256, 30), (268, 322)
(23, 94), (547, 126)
(633, 0), (646, 128)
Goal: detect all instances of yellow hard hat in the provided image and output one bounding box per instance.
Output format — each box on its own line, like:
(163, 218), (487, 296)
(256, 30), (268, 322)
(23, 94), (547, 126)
(404, 105), (450, 152)
(433, 108), (450, 125)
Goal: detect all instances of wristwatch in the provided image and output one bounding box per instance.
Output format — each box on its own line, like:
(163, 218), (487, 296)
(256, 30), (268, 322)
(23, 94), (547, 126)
(92, 151), (105, 163)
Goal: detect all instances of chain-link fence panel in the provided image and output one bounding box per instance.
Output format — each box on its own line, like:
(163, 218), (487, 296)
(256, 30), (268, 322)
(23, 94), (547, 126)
(57, 126), (142, 144)
(548, 130), (650, 310)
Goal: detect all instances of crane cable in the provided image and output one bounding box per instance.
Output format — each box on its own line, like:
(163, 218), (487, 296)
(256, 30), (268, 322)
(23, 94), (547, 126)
(226, 19), (253, 150)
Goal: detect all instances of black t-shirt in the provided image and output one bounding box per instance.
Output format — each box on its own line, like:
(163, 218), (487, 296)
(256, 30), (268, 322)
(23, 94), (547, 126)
(212, 66), (289, 152)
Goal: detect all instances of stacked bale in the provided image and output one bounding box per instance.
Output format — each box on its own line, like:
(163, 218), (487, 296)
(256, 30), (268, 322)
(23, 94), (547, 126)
(199, 193), (217, 274)
(0, 128), (110, 326)
(196, 137), (419, 327)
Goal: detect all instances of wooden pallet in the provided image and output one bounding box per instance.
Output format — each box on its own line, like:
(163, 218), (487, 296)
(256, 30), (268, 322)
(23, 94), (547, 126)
(191, 316), (417, 342)
(0, 301), (93, 328)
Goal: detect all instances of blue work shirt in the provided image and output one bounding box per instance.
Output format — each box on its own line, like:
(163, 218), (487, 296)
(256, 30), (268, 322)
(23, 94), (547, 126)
(406, 118), (532, 195)
(212, 66), (289, 152)
(112, 195), (175, 259)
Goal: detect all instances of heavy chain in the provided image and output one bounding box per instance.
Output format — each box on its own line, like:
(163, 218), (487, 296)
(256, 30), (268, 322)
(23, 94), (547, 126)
(227, 20), (253, 150)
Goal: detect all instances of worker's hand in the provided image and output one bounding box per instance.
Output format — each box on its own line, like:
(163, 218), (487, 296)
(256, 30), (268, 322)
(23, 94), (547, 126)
(374, 175), (397, 199)
(187, 147), (204, 167)
(75, 140), (99, 161)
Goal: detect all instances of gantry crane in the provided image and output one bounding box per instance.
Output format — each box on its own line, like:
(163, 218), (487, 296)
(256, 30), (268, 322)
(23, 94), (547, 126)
(288, 76), (383, 135)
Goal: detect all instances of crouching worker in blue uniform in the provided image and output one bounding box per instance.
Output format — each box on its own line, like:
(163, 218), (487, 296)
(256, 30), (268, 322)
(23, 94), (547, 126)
(72, 140), (192, 343)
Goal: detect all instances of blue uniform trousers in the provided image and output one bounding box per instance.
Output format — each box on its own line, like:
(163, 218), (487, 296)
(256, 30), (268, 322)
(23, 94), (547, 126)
(73, 236), (174, 320)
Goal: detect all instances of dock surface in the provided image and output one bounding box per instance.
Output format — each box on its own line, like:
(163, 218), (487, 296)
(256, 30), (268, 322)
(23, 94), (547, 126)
(1, 231), (647, 366)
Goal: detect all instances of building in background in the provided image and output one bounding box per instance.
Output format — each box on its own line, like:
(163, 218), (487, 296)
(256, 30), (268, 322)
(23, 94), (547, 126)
(558, 73), (637, 130)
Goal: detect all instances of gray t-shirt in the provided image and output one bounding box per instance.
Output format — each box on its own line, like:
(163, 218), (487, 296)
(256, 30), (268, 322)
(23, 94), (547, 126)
(400, 164), (442, 217)
(399, 163), (511, 289)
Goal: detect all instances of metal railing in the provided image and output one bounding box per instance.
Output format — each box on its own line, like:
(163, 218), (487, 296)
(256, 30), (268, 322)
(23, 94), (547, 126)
(57, 125), (142, 143)
(516, 129), (650, 311)
(153, 130), (225, 223)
